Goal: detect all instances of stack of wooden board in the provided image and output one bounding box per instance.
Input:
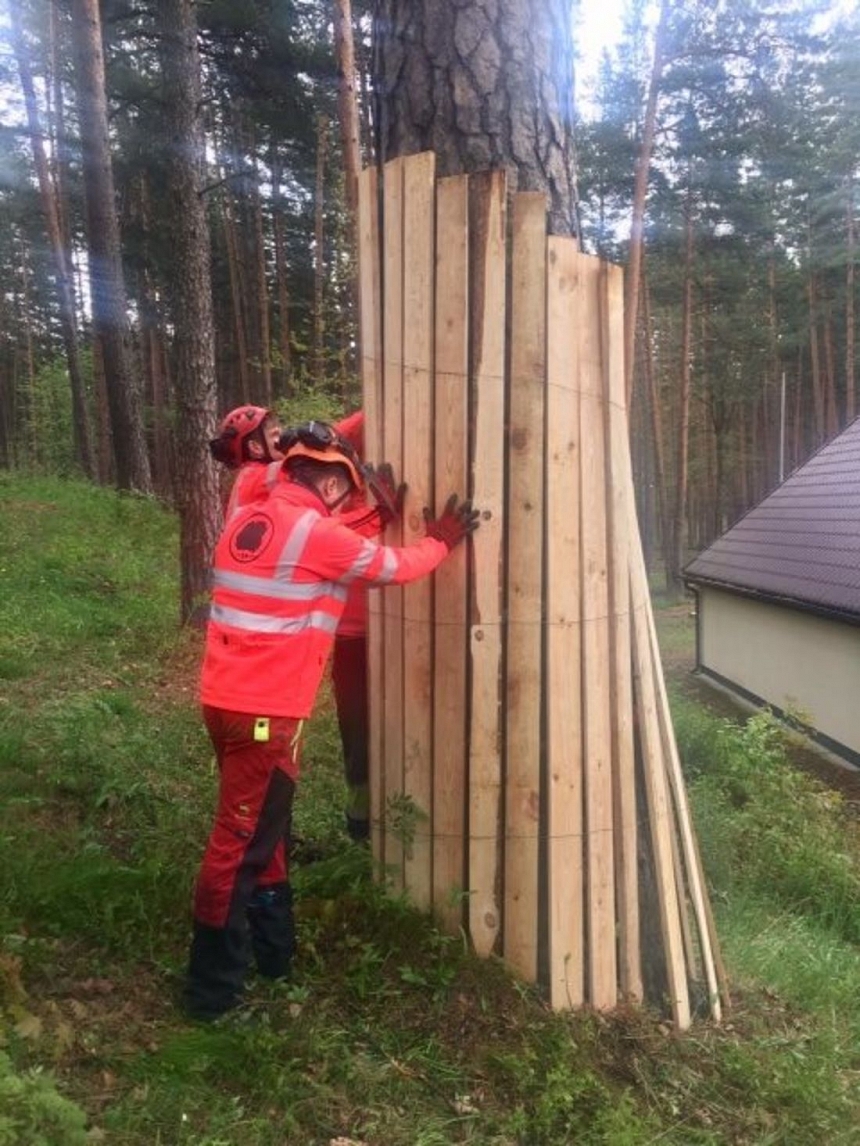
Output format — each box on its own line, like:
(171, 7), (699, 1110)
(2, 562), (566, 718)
(357, 153), (727, 1029)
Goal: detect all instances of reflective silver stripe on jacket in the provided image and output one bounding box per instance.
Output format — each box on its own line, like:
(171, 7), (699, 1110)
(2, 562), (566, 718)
(275, 509), (318, 578)
(210, 603), (339, 635)
(212, 569), (347, 603)
(340, 539), (377, 583)
(375, 547), (399, 584)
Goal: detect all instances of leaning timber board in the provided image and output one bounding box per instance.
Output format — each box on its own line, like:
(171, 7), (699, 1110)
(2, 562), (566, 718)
(503, 192), (547, 982)
(432, 175), (470, 931)
(468, 170), (507, 959)
(401, 152), (436, 909)
(647, 596), (723, 1019)
(357, 166), (384, 865)
(577, 251), (617, 1010)
(546, 236), (584, 1009)
(601, 261), (641, 1002)
(628, 546), (691, 1030)
(382, 156), (405, 888)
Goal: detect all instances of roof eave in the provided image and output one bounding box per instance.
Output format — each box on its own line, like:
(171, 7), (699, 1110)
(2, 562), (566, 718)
(683, 573), (860, 628)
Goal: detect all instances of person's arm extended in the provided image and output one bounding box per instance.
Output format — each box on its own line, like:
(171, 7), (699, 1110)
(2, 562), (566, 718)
(312, 495), (479, 587)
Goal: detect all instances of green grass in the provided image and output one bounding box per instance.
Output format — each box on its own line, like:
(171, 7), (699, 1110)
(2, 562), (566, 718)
(1, 472), (859, 1144)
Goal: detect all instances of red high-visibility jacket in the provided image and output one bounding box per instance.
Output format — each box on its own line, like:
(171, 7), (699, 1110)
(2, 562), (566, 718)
(223, 411), (379, 637)
(225, 461), (282, 520)
(200, 481), (447, 717)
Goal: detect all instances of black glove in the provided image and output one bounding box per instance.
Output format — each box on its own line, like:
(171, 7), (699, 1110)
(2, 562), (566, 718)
(365, 462), (407, 523)
(423, 494), (480, 551)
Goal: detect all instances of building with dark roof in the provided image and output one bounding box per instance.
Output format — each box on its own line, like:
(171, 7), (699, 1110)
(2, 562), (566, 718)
(684, 415), (860, 765)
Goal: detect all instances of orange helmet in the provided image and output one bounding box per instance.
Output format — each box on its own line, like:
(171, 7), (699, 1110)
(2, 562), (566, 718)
(282, 421), (364, 492)
(209, 405), (273, 469)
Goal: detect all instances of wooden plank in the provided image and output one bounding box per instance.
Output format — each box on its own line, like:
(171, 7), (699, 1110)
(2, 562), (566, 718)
(381, 156), (404, 889)
(576, 251), (616, 1010)
(468, 170), (507, 959)
(606, 268), (692, 1026)
(629, 563), (691, 1029)
(503, 193), (547, 983)
(357, 165), (385, 867)
(601, 262), (641, 1002)
(606, 255), (706, 1028)
(647, 597), (725, 1020)
(432, 175), (470, 931)
(401, 152), (436, 910)
(546, 236), (584, 1009)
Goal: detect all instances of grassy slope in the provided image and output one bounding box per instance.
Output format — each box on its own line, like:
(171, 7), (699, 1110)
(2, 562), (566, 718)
(0, 473), (858, 1145)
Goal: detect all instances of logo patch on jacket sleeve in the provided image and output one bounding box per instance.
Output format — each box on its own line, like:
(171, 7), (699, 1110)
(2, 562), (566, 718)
(229, 513), (274, 563)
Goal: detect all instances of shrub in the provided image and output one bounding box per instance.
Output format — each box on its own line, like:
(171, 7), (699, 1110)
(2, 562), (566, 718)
(0, 1052), (88, 1146)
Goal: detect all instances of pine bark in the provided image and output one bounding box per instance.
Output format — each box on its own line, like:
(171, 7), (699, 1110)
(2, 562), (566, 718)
(373, 0), (578, 236)
(12, 4), (94, 477)
(157, 0), (222, 623)
(70, 0), (152, 492)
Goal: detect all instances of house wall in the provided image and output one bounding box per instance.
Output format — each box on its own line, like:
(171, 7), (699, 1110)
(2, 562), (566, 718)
(697, 587), (860, 760)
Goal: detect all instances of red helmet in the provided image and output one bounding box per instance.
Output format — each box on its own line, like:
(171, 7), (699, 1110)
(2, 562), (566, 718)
(209, 405), (272, 469)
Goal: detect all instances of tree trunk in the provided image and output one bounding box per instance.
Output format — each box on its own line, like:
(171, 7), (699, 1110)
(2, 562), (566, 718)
(222, 188), (251, 403)
(823, 312), (838, 438)
(251, 155), (272, 406)
(807, 272), (824, 446)
(333, 0), (362, 364)
(137, 177), (170, 495)
(270, 144), (291, 395)
(793, 350), (803, 469)
(92, 333), (113, 483)
(12, 4), (94, 478)
(641, 259), (670, 577)
(624, 0), (668, 407)
(847, 184), (855, 423)
(373, 0), (578, 236)
(313, 114), (327, 383)
(19, 235), (38, 464)
(70, 0), (151, 492)
(157, 0), (222, 624)
(49, 0), (72, 255)
(668, 195), (694, 594)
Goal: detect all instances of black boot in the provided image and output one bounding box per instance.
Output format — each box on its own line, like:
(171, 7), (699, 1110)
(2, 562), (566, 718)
(247, 881), (295, 980)
(345, 813), (370, 843)
(184, 920), (250, 1021)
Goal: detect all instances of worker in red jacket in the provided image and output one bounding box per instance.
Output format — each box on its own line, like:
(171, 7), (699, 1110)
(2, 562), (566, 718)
(208, 404), (286, 519)
(212, 407), (396, 844)
(185, 430), (477, 1020)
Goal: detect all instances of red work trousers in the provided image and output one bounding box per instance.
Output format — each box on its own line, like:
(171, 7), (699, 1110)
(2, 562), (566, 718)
(185, 707), (301, 1018)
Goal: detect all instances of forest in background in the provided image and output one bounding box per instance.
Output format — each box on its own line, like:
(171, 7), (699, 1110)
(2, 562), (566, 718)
(0, 0), (858, 598)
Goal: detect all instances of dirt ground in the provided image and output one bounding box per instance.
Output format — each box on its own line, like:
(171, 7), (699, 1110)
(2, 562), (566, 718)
(656, 602), (860, 811)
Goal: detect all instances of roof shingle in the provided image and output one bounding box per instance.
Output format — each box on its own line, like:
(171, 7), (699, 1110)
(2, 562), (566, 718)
(684, 415), (860, 619)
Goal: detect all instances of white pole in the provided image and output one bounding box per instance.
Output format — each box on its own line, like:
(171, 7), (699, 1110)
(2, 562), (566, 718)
(779, 371), (786, 483)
